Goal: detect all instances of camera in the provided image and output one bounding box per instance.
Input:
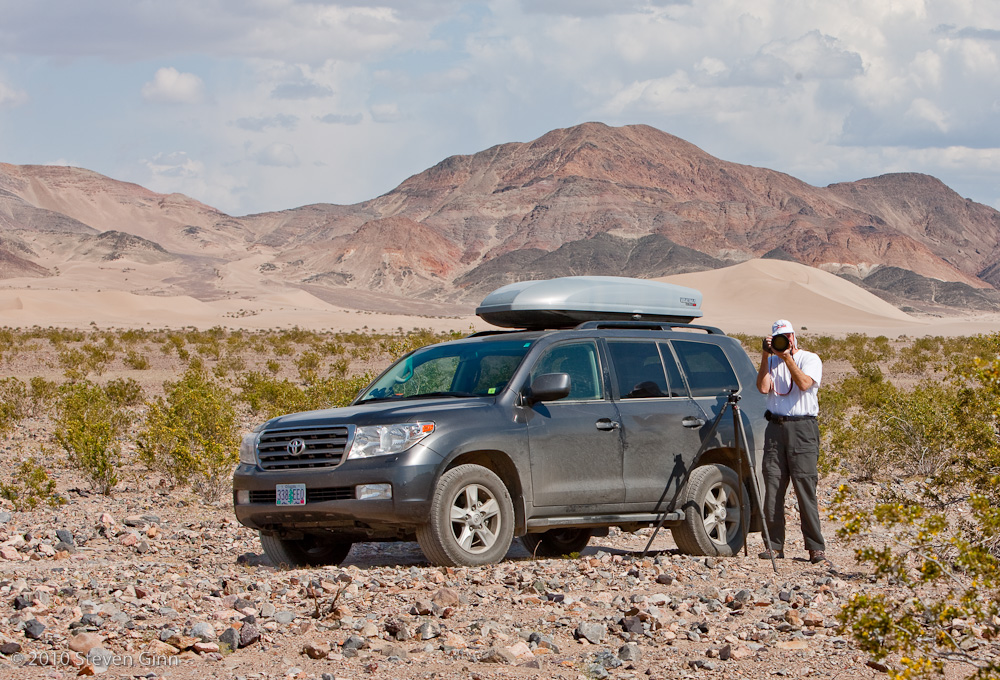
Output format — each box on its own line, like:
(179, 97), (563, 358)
(762, 333), (791, 354)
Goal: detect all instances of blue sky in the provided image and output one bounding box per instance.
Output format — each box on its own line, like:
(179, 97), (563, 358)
(2, 0), (999, 217)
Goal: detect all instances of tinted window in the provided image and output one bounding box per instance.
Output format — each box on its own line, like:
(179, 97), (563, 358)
(658, 343), (687, 397)
(607, 341), (668, 398)
(531, 341), (603, 400)
(670, 340), (739, 397)
(359, 339), (532, 401)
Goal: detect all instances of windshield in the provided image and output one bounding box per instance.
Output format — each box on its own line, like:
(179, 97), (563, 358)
(357, 338), (533, 402)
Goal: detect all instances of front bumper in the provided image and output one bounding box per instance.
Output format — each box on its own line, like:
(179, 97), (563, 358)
(232, 449), (439, 539)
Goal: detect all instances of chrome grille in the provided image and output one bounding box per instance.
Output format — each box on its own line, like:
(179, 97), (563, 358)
(257, 426), (351, 470)
(249, 487), (355, 504)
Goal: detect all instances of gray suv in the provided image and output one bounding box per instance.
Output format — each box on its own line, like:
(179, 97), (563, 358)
(233, 313), (766, 567)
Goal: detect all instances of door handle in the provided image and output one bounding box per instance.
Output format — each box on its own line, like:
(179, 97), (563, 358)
(595, 418), (620, 431)
(682, 416), (705, 428)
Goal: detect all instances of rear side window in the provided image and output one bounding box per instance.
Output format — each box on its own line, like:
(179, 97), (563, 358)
(531, 341), (603, 400)
(670, 340), (739, 397)
(607, 340), (668, 398)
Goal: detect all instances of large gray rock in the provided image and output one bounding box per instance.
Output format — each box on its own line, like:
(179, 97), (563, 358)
(575, 621), (606, 645)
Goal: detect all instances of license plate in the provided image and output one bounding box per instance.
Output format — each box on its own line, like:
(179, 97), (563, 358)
(275, 484), (306, 506)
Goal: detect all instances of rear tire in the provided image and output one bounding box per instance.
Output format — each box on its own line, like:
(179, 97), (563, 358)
(259, 532), (352, 568)
(416, 464), (514, 567)
(670, 464), (747, 557)
(522, 528), (593, 557)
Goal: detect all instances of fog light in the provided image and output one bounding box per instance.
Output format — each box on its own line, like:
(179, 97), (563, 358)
(355, 483), (392, 500)
(235, 490), (250, 505)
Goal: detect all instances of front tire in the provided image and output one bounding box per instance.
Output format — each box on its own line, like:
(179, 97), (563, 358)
(259, 532), (352, 568)
(670, 464), (747, 557)
(522, 528), (593, 557)
(416, 464), (514, 567)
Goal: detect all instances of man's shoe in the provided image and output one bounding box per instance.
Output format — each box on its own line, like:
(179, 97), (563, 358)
(758, 549), (784, 559)
(809, 550), (834, 568)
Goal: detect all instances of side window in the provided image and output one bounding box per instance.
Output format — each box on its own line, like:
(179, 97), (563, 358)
(657, 343), (687, 397)
(670, 340), (739, 397)
(530, 342), (603, 401)
(607, 341), (668, 398)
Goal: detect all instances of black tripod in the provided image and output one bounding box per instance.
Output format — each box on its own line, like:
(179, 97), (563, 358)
(642, 389), (777, 574)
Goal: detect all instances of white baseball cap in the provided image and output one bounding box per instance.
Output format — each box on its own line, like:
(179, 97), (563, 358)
(771, 319), (794, 335)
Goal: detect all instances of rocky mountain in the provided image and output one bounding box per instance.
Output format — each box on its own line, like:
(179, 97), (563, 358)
(2, 124), (1000, 313)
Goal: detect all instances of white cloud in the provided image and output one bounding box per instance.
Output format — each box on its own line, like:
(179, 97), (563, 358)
(256, 143), (300, 167)
(0, 81), (27, 108)
(141, 67), (205, 104)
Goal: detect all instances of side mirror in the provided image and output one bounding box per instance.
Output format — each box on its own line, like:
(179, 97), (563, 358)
(525, 372), (571, 405)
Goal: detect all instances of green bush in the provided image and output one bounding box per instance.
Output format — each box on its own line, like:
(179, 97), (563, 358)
(123, 349), (150, 370)
(0, 458), (64, 511)
(104, 377), (144, 407)
(136, 367), (239, 501)
(54, 382), (130, 494)
(28, 377), (59, 416)
(0, 378), (29, 435)
(236, 371), (307, 419)
(835, 488), (999, 680)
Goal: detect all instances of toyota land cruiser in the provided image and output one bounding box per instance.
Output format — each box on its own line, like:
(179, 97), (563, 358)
(233, 276), (766, 567)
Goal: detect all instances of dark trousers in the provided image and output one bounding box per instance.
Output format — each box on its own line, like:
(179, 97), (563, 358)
(762, 419), (826, 552)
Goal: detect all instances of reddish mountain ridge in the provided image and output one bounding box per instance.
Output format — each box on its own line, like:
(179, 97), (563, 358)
(2, 123), (999, 309)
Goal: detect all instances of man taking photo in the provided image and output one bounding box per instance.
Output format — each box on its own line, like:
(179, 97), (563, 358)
(755, 319), (832, 568)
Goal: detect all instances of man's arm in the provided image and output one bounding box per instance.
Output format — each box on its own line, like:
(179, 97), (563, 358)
(756, 352), (773, 394)
(780, 352), (815, 391)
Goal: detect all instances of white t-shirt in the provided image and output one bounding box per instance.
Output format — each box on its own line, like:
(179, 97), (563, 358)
(765, 349), (822, 417)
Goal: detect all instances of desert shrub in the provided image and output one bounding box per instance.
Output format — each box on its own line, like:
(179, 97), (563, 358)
(236, 372), (306, 419)
(303, 373), (373, 411)
(58, 342), (115, 380)
(54, 382), (130, 494)
(0, 458), (65, 511)
(162, 333), (189, 361)
(28, 377), (60, 416)
(136, 367), (239, 501)
(104, 377), (144, 407)
(822, 359), (991, 481)
(330, 357), (350, 377)
(0, 378), (30, 435)
(123, 349), (150, 370)
(890, 336), (946, 376)
(267, 335), (294, 356)
(212, 352), (246, 378)
(265, 359), (281, 375)
(295, 350), (322, 384)
(834, 487), (1000, 680)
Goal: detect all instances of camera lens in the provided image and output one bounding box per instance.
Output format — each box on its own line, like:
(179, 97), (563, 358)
(771, 334), (790, 352)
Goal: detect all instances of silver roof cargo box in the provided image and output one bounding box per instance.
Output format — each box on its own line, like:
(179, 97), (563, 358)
(476, 276), (703, 329)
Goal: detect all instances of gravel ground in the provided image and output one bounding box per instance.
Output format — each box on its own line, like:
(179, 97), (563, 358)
(0, 334), (992, 680)
(0, 474), (900, 680)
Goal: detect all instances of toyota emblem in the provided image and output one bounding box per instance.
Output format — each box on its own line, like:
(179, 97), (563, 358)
(286, 438), (307, 456)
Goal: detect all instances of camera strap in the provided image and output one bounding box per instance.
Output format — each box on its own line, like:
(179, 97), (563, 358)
(768, 355), (795, 397)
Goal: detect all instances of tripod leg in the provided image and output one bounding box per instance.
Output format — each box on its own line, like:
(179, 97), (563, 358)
(734, 403), (778, 574)
(733, 405), (749, 557)
(642, 400), (730, 557)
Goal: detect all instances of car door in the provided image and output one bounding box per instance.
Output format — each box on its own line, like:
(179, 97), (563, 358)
(607, 339), (706, 508)
(523, 340), (625, 508)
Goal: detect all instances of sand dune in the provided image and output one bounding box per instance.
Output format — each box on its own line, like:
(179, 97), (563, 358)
(1, 259), (998, 336)
(658, 259), (1000, 337)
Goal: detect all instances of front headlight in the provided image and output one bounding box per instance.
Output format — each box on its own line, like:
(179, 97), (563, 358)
(347, 422), (435, 460)
(239, 426), (263, 465)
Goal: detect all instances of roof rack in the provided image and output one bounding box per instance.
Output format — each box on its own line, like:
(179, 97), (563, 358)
(574, 320), (724, 334)
(465, 321), (725, 336)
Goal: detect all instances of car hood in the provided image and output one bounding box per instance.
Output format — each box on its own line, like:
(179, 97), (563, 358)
(261, 397), (497, 430)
